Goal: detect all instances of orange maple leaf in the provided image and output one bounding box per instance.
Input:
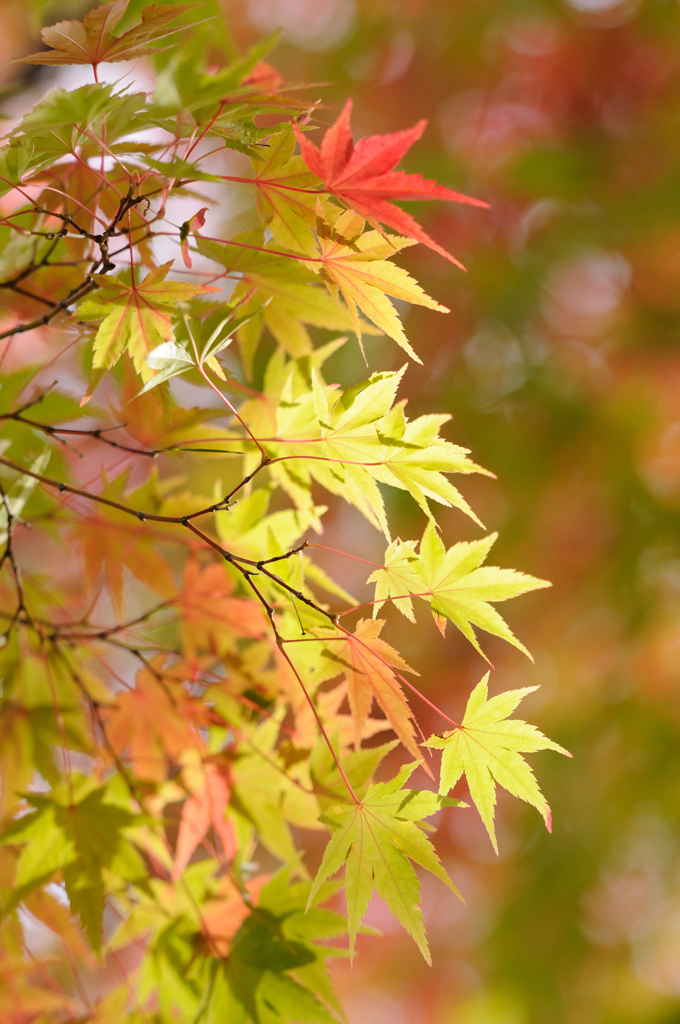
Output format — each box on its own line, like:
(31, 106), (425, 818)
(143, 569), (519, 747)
(321, 618), (421, 761)
(71, 513), (175, 611)
(180, 559), (268, 656)
(104, 666), (205, 783)
(113, 362), (227, 451)
(318, 681), (393, 748)
(173, 761), (236, 878)
(291, 680), (392, 750)
(200, 875), (266, 957)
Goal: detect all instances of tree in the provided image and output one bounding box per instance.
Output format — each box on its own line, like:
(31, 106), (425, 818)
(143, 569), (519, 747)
(0, 2), (568, 1019)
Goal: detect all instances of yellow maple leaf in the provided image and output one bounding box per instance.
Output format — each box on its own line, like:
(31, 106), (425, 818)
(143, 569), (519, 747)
(426, 674), (571, 852)
(76, 261), (215, 380)
(305, 207), (448, 362)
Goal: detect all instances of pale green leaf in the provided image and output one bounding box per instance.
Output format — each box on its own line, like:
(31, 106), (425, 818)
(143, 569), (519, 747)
(310, 767), (462, 962)
(426, 674), (571, 853)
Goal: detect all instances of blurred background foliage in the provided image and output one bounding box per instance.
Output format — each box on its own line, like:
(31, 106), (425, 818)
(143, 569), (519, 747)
(5, 0), (680, 1021)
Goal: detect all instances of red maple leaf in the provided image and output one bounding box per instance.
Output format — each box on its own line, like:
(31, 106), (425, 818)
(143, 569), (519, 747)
(294, 100), (489, 268)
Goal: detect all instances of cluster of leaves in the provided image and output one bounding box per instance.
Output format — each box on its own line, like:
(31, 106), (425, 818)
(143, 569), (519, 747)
(0, 2), (568, 1020)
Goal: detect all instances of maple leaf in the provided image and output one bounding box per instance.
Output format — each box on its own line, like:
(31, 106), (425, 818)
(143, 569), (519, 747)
(0, 654), (92, 816)
(0, 776), (145, 948)
(180, 560), (268, 656)
(269, 366), (489, 536)
(0, 450), (50, 546)
(218, 865), (346, 1022)
(103, 665), (206, 783)
(115, 361), (234, 450)
(230, 716), (322, 862)
(76, 261), (215, 381)
(307, 207), (448, 362)
(23, 887), (94, 965)
(10, 84), (146, 164)
(196, 229), (380, 368)
(70, 511), (175, 611)
(0, 956), (78, 1017)
(295, 100), (488, 267)
(242, 60), (284, 94)
(214, 486), (327, 563)
(200, 875), (251, 957)
(173, 761), (236, 878)
(309, 762), (462, 962)
(425, 674), (571, 853)
(310, 619), (421, 761)
(366, 538), (422, 622)
(307, 682), (392, 753)
(368, 522), (551, 659)
(310, 736), (398, 811)
(248, 131), (320, 251)
(18, 0), (202, 70)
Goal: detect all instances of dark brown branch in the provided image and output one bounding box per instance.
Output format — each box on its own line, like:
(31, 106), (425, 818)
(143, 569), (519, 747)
(0, 186), (149, 342)
(0, 455), (234, 524)
(0, 277), (98, 342)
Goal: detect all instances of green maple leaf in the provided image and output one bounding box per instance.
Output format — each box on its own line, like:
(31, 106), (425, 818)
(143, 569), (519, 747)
(206, 865), (347, 1023)
(366, 537), (421, 622)
(0, 450), (50, 546)
(76, 261), (213, 380)
(196, 229), (379, 371)
(230, 718), (323, 863)
(0, 652), (91, 816)
(417, 524), (550, 658)
(9, 84), (145, 164)
(250, 130), (320, 251)
(267, 367), (487, 536)
(368, 521), (550, 657)
(0, 776), (145, 948)
(425, 674), (571, 853)
(310, 739), (398, 811)
(309, 763), (463, 963)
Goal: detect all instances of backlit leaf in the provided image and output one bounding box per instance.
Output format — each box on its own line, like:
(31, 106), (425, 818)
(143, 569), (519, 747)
(309, 762), (463, 962)
(76, 262), (215, 380)
(368, 522), (551, 658)
(426, 674), (571, 853)
(295, 100), (488, 267)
